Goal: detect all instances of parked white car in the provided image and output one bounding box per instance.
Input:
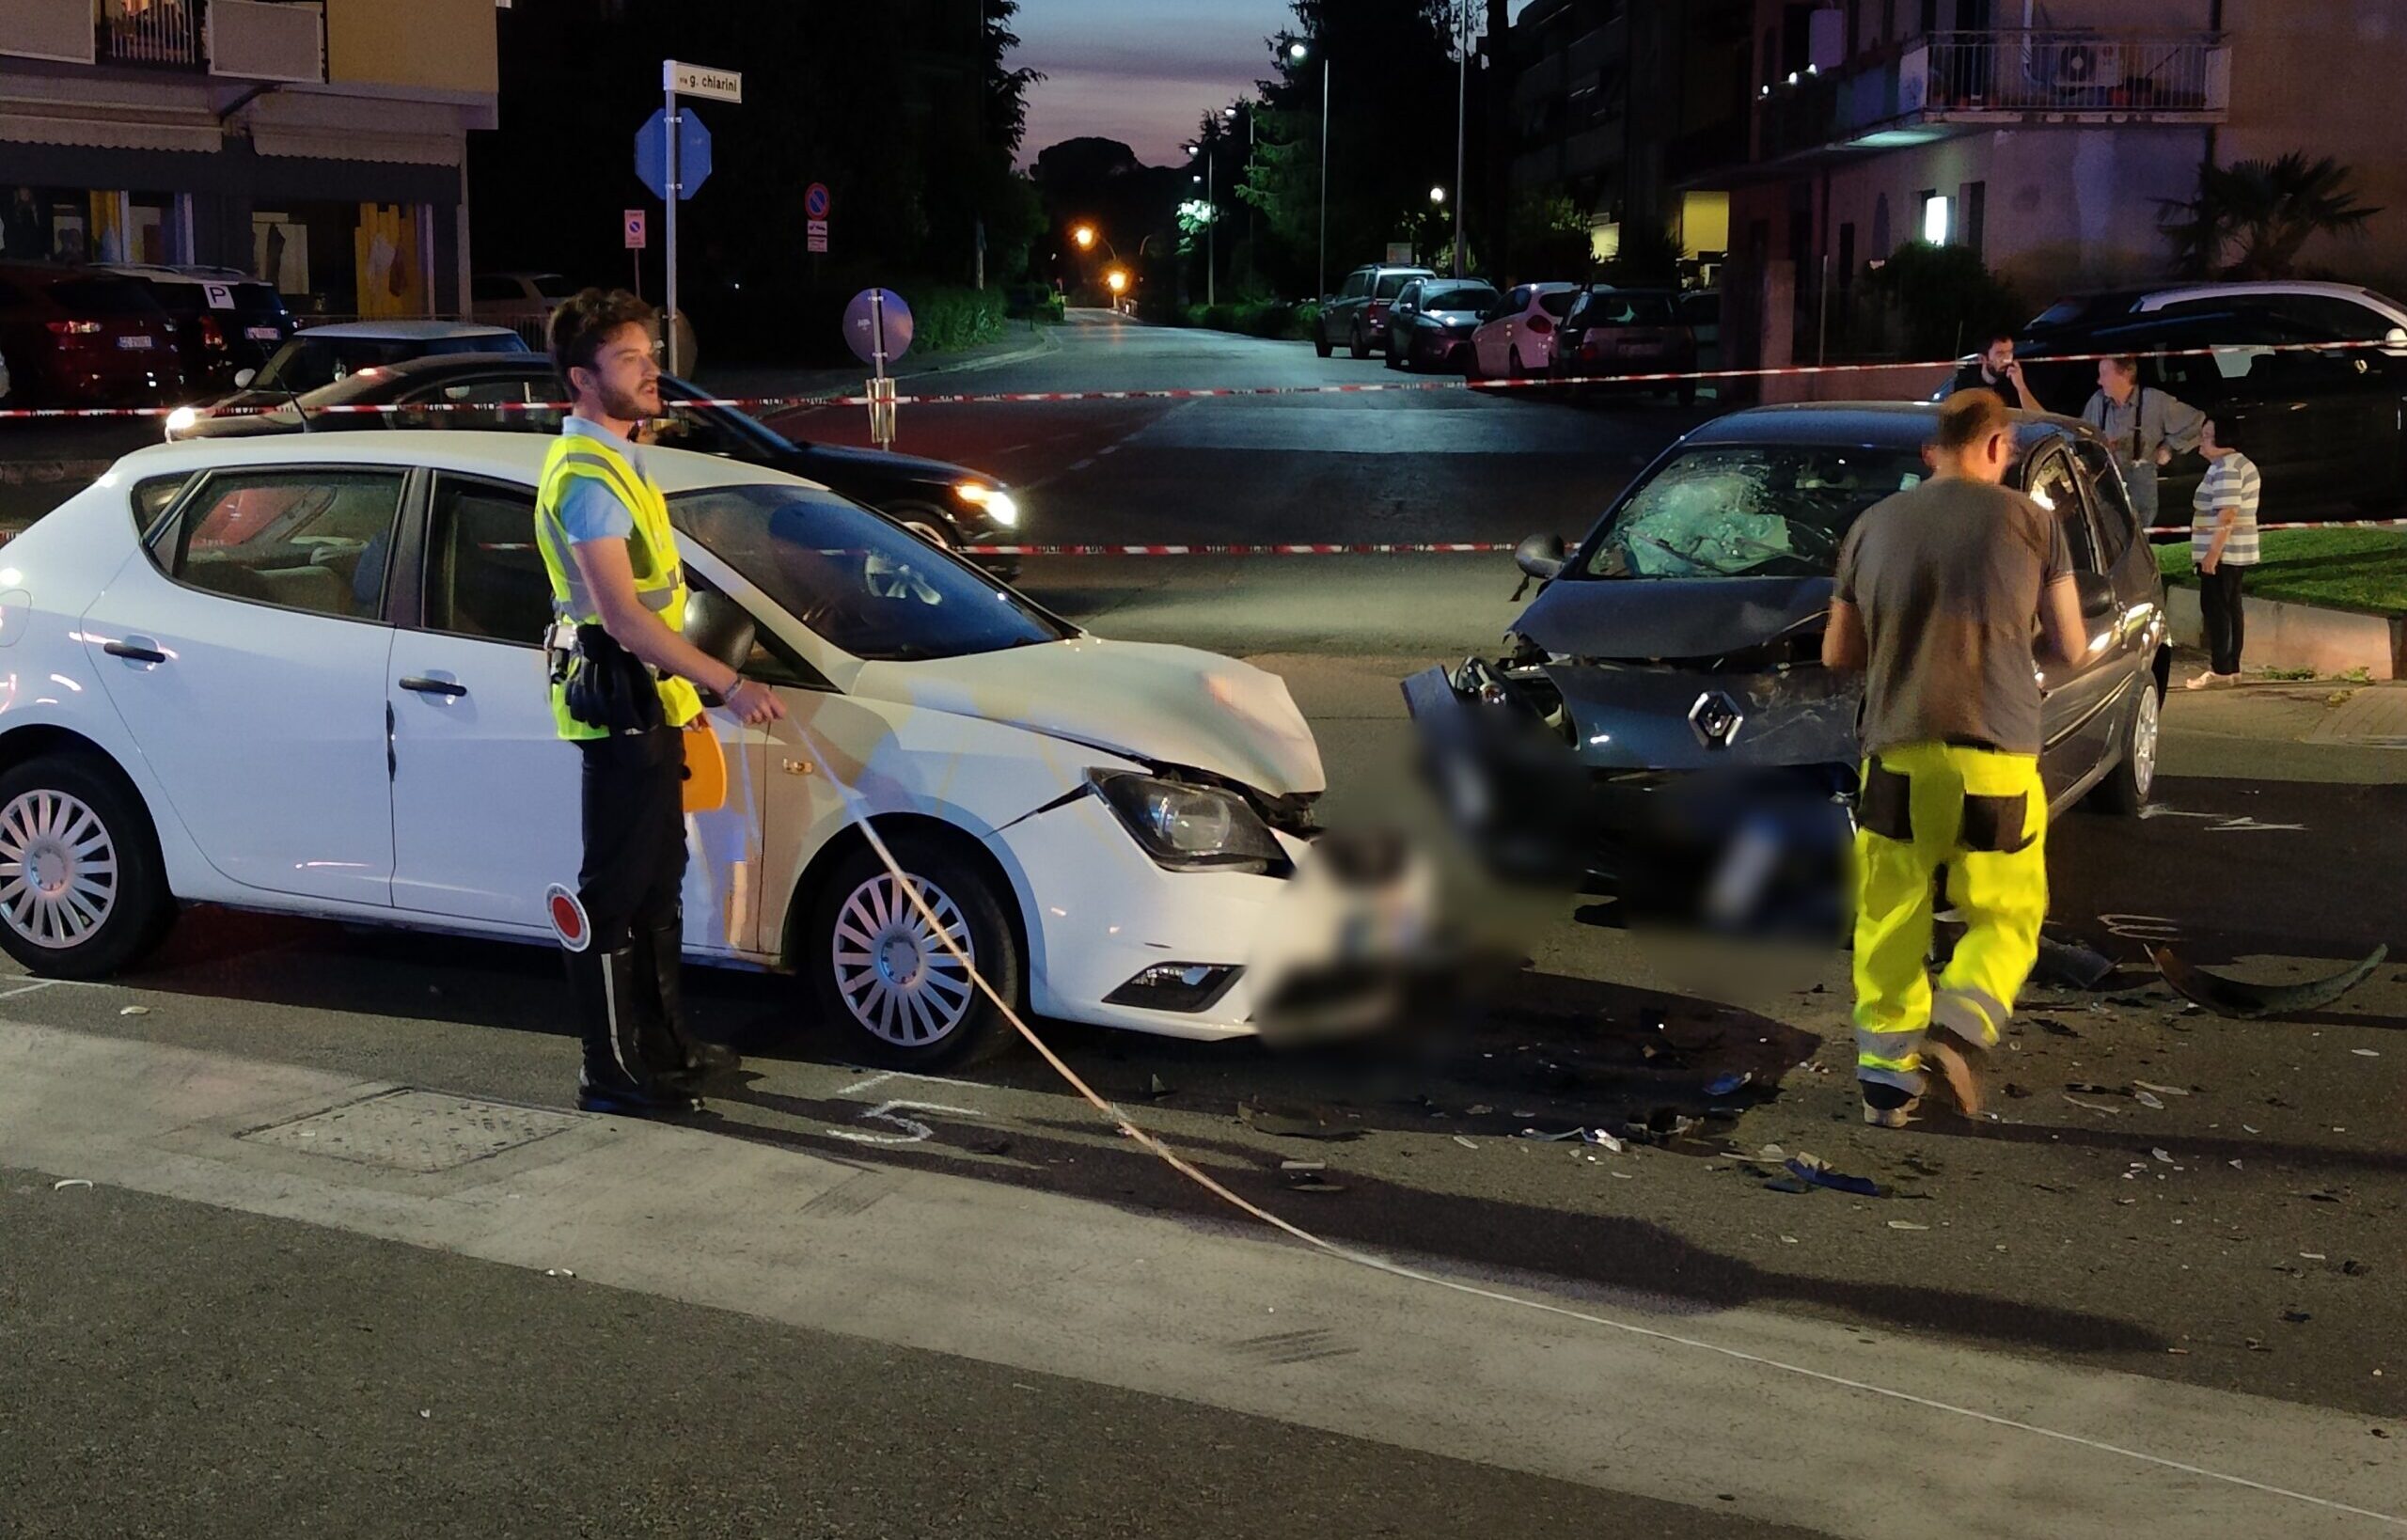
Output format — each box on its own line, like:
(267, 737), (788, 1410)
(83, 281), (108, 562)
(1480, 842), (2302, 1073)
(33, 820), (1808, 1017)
(0, 434), (1346, 1063)
(2030, 280), (2407, 355)
(1469, 282), (1581, 380)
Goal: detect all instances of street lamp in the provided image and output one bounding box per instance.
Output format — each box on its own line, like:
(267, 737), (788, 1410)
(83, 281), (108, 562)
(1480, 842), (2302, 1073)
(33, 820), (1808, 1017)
(1429, 185), (1446, 204)
(1289, 39), (1329, 302)
(1071, 224), (1096, 250)
(1185, 138), (1216, 308)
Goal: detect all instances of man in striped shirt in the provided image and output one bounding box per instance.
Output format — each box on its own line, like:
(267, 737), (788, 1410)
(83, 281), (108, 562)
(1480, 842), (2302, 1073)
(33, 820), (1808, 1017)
(2188, 416), (2261, 688)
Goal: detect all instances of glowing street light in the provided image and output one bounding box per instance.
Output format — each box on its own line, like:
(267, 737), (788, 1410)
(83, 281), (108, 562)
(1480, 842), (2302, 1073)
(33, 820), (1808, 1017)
(1429, 185), (1446, 204)
(1105, 268), (1128, 295)
(1071, 224), (1096, 250)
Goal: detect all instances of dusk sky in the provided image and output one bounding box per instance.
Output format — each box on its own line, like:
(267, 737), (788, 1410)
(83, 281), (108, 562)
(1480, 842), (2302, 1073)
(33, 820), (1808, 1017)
(1013, 1), (1536, 170)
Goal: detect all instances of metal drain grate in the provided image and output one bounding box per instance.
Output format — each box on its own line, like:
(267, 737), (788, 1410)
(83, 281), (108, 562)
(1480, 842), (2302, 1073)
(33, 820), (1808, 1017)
(241, 1090), (583, 1173)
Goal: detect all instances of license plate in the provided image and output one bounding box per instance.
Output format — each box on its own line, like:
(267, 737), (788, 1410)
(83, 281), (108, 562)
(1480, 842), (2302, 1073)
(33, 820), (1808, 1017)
(116, 334), (153, 350)
(244, 326), (281, 341)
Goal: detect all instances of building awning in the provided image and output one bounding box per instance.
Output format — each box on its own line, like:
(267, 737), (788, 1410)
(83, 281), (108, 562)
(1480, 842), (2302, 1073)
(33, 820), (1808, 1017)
(0, 100), (222, 154)
(248, 120), (463, 167)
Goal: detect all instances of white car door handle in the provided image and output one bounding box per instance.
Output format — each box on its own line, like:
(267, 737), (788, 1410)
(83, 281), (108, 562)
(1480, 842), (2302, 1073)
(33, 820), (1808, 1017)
(103, 637), (166, 665)
(398, 675), (467, 699)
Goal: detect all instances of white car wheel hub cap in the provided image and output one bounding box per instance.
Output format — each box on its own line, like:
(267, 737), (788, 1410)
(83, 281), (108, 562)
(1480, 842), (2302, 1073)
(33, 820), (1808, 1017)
(0, 791), (118, 949)
(832, 872), (975, 1046)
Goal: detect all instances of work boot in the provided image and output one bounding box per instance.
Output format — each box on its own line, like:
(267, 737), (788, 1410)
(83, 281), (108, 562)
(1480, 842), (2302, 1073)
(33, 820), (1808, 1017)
(1922, 1038), (1985, 1117)
(636, 919), (741, 1086)
(569, 945), (700, 1117)
(1861, 1081), (1920, 1129)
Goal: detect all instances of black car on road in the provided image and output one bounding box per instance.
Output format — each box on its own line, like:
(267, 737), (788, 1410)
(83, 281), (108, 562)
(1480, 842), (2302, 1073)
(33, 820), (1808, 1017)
(165, 352), (1026, 559)
(1406, 403), (2169, 929)
(1384, 277), (1497, 372)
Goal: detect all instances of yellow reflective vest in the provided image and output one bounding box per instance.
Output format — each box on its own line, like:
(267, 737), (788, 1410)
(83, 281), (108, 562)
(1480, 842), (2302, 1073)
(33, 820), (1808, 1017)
(532, 428), (703, 741)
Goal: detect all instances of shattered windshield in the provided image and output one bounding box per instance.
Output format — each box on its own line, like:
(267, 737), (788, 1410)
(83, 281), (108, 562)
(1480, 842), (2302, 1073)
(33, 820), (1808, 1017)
(1581, 445), (1929, 579)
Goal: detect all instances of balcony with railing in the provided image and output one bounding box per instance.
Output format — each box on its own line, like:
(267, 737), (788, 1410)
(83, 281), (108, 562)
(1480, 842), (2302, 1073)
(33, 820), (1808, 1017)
(0, 0), (322, 80)
(1754, 28), (2229, 166)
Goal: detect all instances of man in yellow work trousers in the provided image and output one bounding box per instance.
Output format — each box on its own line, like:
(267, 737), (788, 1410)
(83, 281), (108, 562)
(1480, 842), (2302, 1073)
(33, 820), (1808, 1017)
(1822, 391), (2095, 1126)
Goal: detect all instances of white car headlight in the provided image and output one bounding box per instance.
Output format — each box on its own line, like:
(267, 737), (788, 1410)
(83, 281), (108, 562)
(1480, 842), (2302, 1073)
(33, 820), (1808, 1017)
(954, 481), (1019, 527)
(1090, 771), (1283, 872)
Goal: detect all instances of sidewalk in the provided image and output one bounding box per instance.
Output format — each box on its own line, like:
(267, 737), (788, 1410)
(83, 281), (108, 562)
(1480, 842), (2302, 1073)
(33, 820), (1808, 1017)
(3, 1018), (2399, 1540)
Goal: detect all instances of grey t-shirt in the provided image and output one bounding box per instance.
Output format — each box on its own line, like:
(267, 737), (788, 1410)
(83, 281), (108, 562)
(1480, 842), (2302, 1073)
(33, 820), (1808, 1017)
(1833, 477), (2071, 758)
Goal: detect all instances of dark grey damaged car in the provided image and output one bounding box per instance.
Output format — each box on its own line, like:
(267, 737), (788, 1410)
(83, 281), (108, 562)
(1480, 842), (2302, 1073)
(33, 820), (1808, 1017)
(1405, 403), (2171, 929)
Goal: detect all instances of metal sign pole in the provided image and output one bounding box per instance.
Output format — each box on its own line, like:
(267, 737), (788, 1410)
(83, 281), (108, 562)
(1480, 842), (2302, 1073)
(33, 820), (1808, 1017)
(870, 289), (893, 450)
(664, 74), (681, 376)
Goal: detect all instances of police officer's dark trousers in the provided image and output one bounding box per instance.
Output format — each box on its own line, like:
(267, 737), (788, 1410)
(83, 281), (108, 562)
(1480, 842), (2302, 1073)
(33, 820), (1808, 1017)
(569, 725), (689, 1109)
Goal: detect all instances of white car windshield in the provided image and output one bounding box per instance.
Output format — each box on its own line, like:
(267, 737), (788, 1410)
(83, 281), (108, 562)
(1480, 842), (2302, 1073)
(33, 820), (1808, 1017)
(671, 484), (1070, 662)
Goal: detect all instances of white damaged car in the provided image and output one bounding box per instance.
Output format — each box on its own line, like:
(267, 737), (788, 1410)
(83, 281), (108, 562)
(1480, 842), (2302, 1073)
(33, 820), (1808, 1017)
(0, 433), (1342, 1063)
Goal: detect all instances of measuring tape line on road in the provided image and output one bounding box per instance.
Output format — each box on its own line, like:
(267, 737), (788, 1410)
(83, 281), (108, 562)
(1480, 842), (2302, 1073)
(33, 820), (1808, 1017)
(779, 715), (2405, 1530)
(7, 336), (2401, 422)
(959, 542), (1519, 557)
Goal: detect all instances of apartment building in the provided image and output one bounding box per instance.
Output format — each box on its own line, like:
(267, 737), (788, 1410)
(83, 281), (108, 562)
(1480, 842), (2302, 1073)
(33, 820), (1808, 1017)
(1707, 0), (2407, 369)
(2, 0), (500, 315)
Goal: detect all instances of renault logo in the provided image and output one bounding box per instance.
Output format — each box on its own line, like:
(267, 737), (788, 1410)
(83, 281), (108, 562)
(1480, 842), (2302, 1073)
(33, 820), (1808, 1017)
(1689, 690), (1745, 749)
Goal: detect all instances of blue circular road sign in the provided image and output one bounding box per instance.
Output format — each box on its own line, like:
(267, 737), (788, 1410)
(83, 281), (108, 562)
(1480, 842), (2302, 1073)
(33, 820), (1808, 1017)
(843, 289), (913, 367)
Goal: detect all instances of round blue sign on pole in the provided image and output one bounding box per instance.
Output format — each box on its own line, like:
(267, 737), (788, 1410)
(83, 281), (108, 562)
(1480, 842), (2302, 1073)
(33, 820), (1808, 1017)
(843, 289), (912, 367)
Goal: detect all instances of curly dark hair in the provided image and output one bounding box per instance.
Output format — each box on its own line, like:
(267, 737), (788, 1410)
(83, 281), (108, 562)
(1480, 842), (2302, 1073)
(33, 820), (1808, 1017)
(547, 287), (656, 381)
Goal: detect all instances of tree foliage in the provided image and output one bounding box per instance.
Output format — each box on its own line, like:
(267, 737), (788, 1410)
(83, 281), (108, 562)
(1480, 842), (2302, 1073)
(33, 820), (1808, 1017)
(2159, 153), (2381, 280)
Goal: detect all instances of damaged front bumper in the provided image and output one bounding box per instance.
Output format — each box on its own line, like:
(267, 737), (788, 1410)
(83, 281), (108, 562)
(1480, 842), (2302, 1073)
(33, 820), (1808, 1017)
(1404, 651), (1861, 933)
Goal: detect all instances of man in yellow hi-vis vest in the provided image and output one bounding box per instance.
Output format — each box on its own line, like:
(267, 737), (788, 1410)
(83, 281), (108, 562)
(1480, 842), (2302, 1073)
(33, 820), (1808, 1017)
(537, 289), (784, 1115)
(1822, 391), (2096, 1127)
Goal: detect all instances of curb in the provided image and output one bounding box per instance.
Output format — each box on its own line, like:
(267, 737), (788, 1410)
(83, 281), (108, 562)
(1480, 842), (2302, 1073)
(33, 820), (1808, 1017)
(2166, 584), (2403, 681)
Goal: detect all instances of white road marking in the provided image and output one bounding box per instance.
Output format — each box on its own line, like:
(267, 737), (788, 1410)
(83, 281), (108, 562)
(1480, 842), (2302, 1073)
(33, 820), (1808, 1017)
(823, 1098), (986, 1146)
(1068, 457), (1095, 471)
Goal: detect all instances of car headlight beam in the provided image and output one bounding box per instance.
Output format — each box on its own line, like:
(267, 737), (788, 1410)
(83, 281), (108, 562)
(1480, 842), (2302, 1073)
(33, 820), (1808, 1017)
(954, 481), (1019, 527)
(1090, 771), (1283, 872)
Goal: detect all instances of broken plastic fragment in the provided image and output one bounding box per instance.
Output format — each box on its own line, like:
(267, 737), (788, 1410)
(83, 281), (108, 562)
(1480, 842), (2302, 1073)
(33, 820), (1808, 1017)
(1518, 1127), (1584, 1141)
(2350, 1048), (2380, 1058)
(2134, 1091), (2165, 1109)
(1582, 1128), (1625, 1154)
(1705, 1071), (1754, 1098)
(2147, 944), (2388, 1019)
(2132, 1080), (2191, 1097)
(2033, 936), (2116, 990)
(543, 1267), (576, 1279)
(1239, 1100), (1360, 1141)
(2063, 1093), (2125, 1116)
(118, 1006), (150, 1017)
(1452, 1135), (1478, 1150)
(1786, 1154), (1884, 1198)
(51, 1178), (92, 1192)
(1886, 1220), (1931, 1231)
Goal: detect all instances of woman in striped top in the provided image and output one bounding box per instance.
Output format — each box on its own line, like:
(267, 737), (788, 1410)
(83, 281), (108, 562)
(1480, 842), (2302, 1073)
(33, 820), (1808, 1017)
(2188, 416), (2261, 689)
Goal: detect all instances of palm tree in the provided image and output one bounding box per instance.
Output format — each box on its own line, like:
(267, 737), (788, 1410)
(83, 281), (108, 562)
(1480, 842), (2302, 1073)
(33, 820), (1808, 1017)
(2159, 152), (2382, 280)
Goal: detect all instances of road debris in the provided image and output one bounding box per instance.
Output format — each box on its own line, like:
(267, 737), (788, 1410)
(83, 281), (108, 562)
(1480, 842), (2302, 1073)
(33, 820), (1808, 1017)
(1518, 1127), (1584, 1141)
(1144, 1075), (1174, 1099)
(2132, 1080), (2191, 1097)
(2034, 1018), (2083, 1038)
(543, 1267), (576, 1279)
(2063, 1093), (2125, 1116)
(2147, 944), (2388, 1018)
(1238, 1100), (1360, 1141)
(118, 1006), (150, 1016)
(2134, 1090), (2165, 1109)
(2005, 1082), (2032, 1099)
(51, 1178), (92, 1192)
(2033, 936), (2116, 990)
(1886, 1220), (1931, 1231)
(1786, 1154), (1885, 1198)
(2151, 1148), (2177, 1164)
(2351, 1048), (2381, 1058)
(1705, 1071), (1754, 1098)
(1452, 1136), (1478, 1150)
(1582, 1128), (1625, 1154)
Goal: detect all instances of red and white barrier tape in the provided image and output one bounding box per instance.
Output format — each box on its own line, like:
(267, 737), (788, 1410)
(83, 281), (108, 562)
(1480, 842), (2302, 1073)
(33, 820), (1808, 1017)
(2, 336), (2396, 422)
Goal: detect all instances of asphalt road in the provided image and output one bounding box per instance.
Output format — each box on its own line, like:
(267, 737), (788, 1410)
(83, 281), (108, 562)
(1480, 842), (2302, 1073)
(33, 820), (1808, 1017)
(4, 312), (2405, 1536)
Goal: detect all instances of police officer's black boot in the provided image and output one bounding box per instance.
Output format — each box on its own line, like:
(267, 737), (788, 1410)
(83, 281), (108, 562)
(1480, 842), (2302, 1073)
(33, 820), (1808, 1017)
(636, 919), (741, 1088)
(569, 944), (700, 1116)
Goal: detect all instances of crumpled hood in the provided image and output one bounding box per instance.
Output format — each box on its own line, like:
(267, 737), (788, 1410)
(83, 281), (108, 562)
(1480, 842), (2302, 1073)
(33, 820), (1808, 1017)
(1514, 574), (1835, 661)
(851, 637), (1325, 795)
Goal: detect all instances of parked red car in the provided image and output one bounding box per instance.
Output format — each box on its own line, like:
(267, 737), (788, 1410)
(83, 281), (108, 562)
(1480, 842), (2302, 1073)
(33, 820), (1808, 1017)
(0, 261), (185, 407)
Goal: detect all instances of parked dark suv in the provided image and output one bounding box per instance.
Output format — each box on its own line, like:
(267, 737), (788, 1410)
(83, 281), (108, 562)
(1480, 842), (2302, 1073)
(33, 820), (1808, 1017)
(1315, 263), (1435, 360)
(1405, 404), (2169, 930)
(107, 264), (294, 394)
(0, 261), (183, 407)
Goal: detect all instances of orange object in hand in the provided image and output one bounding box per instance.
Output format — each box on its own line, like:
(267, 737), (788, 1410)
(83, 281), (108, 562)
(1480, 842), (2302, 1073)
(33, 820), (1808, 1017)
(682, 720), (728, 813)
